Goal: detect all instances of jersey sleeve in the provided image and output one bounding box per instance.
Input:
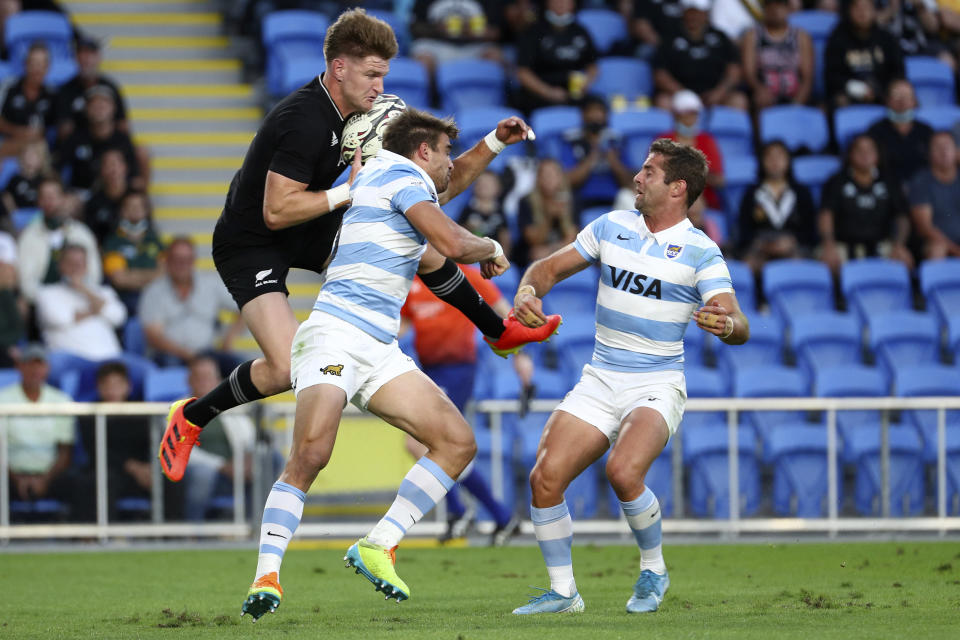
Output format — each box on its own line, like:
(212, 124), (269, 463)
(391, 174), (435, 214)
(695, 244), (734, 303)
(268, 106), (328, 184)
(573, 216), (604, 262)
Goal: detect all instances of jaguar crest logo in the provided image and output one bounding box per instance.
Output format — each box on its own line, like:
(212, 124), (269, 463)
(321, 364), (344, 376)
(665, 244), (683, 260)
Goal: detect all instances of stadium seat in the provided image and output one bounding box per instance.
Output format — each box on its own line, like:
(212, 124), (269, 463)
(846, 424), (925, 516)
(279, 55), (325, 97)
(385, 57), (430, 109)
(791, 312), (862, 377)
(916, 105), (960, 131)
(442, 183), (473, 220)
(896, 365), (960, 466)
(592, 57), (652, 105)
(579, 206), (608, 227)
(456, 105), (525, 171)
(436, 59), (505, 113)
(722, 154), (758, 232)
(262, 10), (328, 98)
(792, 155), (840, 208)
(144, 367), (189, 402)
(706, 106), (753, 159)
(12, 208), (40, 232)
(763, 259), (834, 328)
(833, 104), (886, 149)
(816, 364), (888, 463)
(683, 364), (728, 429)
(4, 11), (73, 67)
(0, 367), (18, 389)
(919, 258), (960, 327)
(576, 8), (627, 54)
(543, 265), (598, 315)
(906, 56), (956, 107)
(725, 259), (755, 312)
(683, 421), (761, 518)
(759, 105), (829, 153)
(768, 422), (841, 517)
(45, 351), (98, 400)
(683, 321), (709, 368)
(868, 311), (941, 382)
(366, 9), (410, 55)
(610, 108), (673, 169)
(841, 258), (912, 322)
(530, 105), (582, 159)
(122, 317), (146, 355)
(605, 441), (674, 518)
(788, 11), (836, 98)
(46, 57), (77, 88)
(714, 313), (784, 378)
(735, 365), (810, 459)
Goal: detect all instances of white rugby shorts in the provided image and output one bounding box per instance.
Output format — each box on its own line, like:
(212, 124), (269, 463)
(290, 311), (418, 409)
(555, 364), (687, 444)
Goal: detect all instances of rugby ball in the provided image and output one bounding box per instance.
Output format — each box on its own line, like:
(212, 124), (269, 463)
(340, 93), (407, 164)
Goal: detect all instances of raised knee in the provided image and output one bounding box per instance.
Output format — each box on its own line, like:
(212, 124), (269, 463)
(605, 456), (642, 495)
(293, 439), (332, 472)
(529, 462), (564, 501)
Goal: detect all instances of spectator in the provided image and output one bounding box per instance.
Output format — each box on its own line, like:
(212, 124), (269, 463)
(513, 158), (578, 268)
(102, 191), (164, 316)
(78, 361), (184, 521)
(54, 35), (128, 142)
(819, 134), (913, 271)
(0, 343), (92, 522)
(0, 229), (23, 367)
(563, 95), (636, 208)
(182, 355), (256, 522)
(458, 170), (512, 258)
(35, 244), (126, 360)
(82, 148), (130, 245)
(512, 0), (598, 113)
(138, 236), (243, 370)
(0, 42), (55, 156)
(17, 176), (100, 303)
(867, 78), (933, 187)
(741, 0), (815, 111)
(825, 0), (904, 107)
(908, 130), (960, 259)
(652, 0), (748, 111)
(1, 139), (51, 216)
(737, 140), (818, 273)
(410, 0), (502, 76)
(618, 0), (684, 59)
(878, 0), (952, 67)
(57, 86), (142, 192)
(658, 90), (725, 209)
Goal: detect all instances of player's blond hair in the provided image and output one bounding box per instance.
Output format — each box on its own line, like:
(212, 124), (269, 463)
(323, 8), (398, 62)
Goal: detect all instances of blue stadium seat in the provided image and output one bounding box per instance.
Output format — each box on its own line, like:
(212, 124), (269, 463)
(46, 57), (77, 88)
(683, 421), (760, 518)
(4, 11), (73, 67)
(605, 441), (674, 517)
(610, 108), (673, 168)
(143, 366), (189, 403)
(122, 317), (145, 355)
(841, 258), (912, 322)
(0, 368), (18, 390)
(906, 55), (956, 107)
(896, 365), (960, 466)
(735, 365), (810, 459)
(682, 364), (727, 429)
(576, 8), (627, 54)
(550, 311), (595, 350)
(948, 315), (960, 358)
(833, 104), (886, 149)
(683, 322), (708, 368)
(788, 11), (836, 98)
(722, 154), (758, 232)
(706, 106), (753, 159)
(45, 351), (98, 400)
(919, 258), (960, 327)
(530, 105), (582, 159)
(792, 312), (862, 377)
(12, 208), (40, 232)
(579, 206), (608, 227)
(385, 57), (430, 109)
(725, 259), (755, 312)
(868, 312), (941, 382)
(456, 105), (525, 171)
(763, 259), (834, 327)
(793, 155), (841, 208)
(759, 105), (829, 152)
(442, 183), (473, 220)
(366, 9), (410, 55)
(279, 55), (324, 97)
(593, 57), (652, 104)
(543, 266), (598, 316)
(845, 424), (925, 515)
(816, 364), (888, 463)
(436, 59), (505, 113)
(768, 423), (840, 517)
(916, 105), (960, 131)
(715, 313), (783, 378)
(262, 10), (328, 98)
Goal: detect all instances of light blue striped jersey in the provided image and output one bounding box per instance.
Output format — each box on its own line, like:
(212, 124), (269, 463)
(313, 149), (435, 342)
(573, 210), (733, 372)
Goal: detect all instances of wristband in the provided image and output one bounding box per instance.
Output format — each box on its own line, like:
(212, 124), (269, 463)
(488, 238), (503, 259)
(720, 316), (734, 339)
(516, 284), (536, 299)
(484, 130), (506, 154)
(326, 182), (351, 209)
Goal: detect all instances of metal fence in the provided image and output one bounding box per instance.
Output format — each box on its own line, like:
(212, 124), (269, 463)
(2, 397), (959, 542)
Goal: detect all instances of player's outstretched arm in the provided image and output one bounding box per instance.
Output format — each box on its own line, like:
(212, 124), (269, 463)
(693, 292), (750, 345)
(514, 244), (592, 328)
(261, 153), (362, 230)
(406, 201), (508, 268)
(438, 116), (534, 205)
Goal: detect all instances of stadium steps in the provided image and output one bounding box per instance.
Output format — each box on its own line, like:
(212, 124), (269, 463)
(64, 0), (323, 359)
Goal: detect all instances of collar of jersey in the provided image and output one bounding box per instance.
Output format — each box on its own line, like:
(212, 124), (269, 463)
(636, 213), (692, 245)
(373, 149), (438, 199)
(317, 73), (344, 121)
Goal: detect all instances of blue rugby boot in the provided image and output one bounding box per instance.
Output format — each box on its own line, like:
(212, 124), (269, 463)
(512, 587), (585, 615)
(626, 569), (669, 613)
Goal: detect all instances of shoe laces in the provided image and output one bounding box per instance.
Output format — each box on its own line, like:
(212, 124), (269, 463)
(634, 571), (656, 597)
(386, 545), (397, 565)
(524, 586), (563, 604)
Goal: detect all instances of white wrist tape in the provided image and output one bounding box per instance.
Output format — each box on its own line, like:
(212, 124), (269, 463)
(484, 130), (506, 154)
(488, 238), (503, 259)
(326, 182), (351, 209)
(516, 284), (536, 298)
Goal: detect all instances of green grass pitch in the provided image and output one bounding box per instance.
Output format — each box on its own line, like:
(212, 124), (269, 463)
(4, 541), (960, 639)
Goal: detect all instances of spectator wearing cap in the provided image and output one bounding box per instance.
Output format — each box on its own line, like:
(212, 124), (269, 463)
(741, 0), (814, 112)
(867, 78), (933, 188)
(0, 42), (56, 157)
(102, 191), (164, 315)
(908, 131), (960, 259)
(0, 228), (23, 367)
(657, 90), (725, 209)
(653, 0), (748, 111)
(17, 175), (100, 303)
(55, 35), (129, 142)
(825, 0), (904, 107)
(561, 95), (635, 209)
(0, 343), (93, 522)
(35, 243), (126, 360)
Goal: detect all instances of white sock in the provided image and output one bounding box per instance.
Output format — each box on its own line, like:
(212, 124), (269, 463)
(620, 487), (666, 574)
(255, 481), (305, 581)
(367, 456), (454, 548)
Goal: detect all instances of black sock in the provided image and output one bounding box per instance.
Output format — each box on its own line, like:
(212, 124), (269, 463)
(419, 258), (505, 339)
(183, 360), (267, 427)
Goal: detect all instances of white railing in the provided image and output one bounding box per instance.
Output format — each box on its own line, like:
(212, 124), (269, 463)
(2, 397), (959, 541)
